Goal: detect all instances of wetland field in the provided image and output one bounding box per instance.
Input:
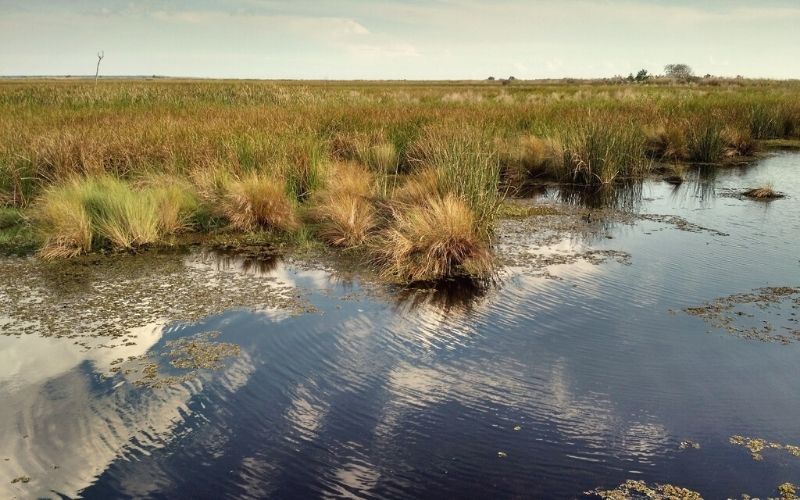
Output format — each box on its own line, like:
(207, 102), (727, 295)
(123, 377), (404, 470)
(1, 79), (800, 498)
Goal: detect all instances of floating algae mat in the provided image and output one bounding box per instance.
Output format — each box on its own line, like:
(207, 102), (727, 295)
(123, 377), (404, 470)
(2, 153), (800, 498)
(121, 331), (243, 389)
(0, 250), (310, 342)
(729, 435), (800, 462)
(684, 287), (800, 344)
(587, 479), (702, 500)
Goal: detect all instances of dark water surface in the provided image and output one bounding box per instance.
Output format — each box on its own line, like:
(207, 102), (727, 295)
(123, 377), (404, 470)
(2, 153), (800, 499)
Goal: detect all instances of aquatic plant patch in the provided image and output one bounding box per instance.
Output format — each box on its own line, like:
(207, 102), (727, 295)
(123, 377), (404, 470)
(111, 331), (243, 389)
(587, 479), (702, 499)
(684, 287), (800, 344)
(729, 435), (800, 462)
(0, 252), (310, 342)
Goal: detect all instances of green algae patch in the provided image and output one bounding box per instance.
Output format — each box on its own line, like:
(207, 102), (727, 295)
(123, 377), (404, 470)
(0, 250), (309, 343)
(684, 287), (800, 344)
(108, 331), (243, 389)
(729, 435), (800, 462)
(166, 331), (241, 371)
(587, 479), (702, 499)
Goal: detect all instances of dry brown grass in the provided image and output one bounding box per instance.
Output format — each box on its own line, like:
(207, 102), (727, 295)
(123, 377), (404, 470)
(310, 163), (377, 247)
(722, 127), (758, 157)
(743, 185), (784, 199)
(221, 174), (298, 232)
(34, 182), (93, 259)
(392, 167), (441, 206)
(644, 125), (688, 161)
(501, 135), (565, 186)
(372, 194), (493, 281)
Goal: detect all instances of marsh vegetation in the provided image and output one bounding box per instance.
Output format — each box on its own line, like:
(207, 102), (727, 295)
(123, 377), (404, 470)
(1, 79), (798, 280)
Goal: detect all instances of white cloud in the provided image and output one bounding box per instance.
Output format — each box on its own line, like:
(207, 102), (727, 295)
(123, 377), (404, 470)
(0, 1), (798, 78)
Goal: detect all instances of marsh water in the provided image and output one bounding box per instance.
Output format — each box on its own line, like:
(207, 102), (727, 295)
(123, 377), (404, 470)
(2, 153), (800, 499)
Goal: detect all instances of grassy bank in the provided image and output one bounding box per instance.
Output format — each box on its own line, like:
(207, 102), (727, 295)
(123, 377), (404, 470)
(1, 79), (798, 280)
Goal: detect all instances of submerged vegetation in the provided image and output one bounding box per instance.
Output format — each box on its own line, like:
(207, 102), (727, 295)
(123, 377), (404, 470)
(1, 79), (799, 280)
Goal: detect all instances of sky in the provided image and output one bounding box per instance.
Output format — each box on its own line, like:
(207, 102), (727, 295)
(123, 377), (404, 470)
(1, 0), (798, 79)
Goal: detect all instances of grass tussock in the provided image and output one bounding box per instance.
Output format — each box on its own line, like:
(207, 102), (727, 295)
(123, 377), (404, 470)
(391, 167), (441, 207)
(34, 182), (93, 258)
(688, 122), (726, 163)
(743, 184), (784, 200)
(662, 163), (687, 185)
(644, 125), (688, 161)
(409, 128), (502, 233)
(500, 135), (564, 188)
(372, 194), (493, 282)
(136, 174), (201, 233)
(310, 163), (377, 247)
(33, 175), (199, 258)
(722, 127), (758, 157)
(221, 174), (298, 232)
(560, 121), (650, 185)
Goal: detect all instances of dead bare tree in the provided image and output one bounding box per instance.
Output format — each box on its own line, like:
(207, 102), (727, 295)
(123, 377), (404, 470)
(95, 51), (104, 85)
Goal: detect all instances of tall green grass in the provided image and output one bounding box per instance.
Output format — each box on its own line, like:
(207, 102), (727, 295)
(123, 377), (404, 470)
(409, 128), (503, 235)
(33, 175), (199, 258)
(558, 120), (650, 185)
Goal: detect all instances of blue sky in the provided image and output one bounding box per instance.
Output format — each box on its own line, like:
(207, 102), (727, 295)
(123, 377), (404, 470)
(1, 1), (798, 79)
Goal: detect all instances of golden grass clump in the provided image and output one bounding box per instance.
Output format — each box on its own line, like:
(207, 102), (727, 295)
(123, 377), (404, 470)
(92, 182), (161, 249)
(500, 135), (565, 187)
(722, 127), (757, 157)
(137, 174), (200, 234)
(372, 194), (493, 282)
(391, 167), (441, 206)
(33, 175), (199, 258)
(310, 163), (377, 247)
(323, 162), (374, 198)
(34, 181), (93, 259)
(221, 174), (298, 232)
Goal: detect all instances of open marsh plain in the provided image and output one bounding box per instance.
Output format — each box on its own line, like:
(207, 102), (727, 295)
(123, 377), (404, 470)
(1, 80), (800, 498)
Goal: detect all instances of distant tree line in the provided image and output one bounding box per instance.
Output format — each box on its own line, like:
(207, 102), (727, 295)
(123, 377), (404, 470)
(484, 64), (718, 84)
